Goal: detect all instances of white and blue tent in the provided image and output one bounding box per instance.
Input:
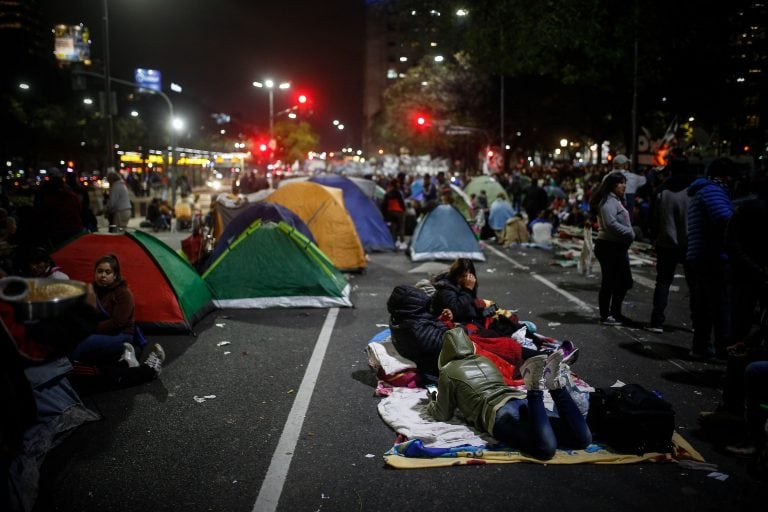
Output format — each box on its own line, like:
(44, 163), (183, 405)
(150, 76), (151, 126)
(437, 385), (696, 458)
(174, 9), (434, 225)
(408, 204), (486, 262)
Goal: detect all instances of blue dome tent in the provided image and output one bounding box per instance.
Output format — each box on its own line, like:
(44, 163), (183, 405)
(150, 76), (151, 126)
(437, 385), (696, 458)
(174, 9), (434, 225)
(409, 204), (486, 262)
(308, 175), (396, 252)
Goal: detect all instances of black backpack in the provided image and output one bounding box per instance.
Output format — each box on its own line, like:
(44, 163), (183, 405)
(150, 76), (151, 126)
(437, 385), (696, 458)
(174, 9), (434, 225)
(586, 384), (675, 455)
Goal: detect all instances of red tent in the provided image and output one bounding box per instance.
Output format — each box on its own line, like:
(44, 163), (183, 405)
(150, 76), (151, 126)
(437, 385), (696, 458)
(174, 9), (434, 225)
(53, 232), (214, 332)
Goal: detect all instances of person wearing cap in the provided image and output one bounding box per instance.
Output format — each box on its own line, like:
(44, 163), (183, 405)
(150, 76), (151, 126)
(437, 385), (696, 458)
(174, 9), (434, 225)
(613, 154), (647, 225)
(686, 157), (735, 360)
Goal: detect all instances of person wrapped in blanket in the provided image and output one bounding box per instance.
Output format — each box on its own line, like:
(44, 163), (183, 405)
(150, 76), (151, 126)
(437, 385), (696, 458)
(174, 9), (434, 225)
(427, 327), (591, 460)
(69, 254), (165, 387)
(386, 284), (576, 386)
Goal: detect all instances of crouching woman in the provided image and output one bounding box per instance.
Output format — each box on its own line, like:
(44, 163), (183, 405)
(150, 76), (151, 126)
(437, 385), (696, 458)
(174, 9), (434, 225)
(427, 328), (591, 460)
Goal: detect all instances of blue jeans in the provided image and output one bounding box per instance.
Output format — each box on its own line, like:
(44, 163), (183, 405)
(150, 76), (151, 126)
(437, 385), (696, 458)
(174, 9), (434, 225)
(70, 332), (134, 364)
(493, 389), (592, 460)
(650, 246), (692, 327)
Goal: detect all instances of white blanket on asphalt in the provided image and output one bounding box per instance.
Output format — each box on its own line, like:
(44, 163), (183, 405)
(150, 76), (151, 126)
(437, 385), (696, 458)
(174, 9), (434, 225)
(377, 387), (494, 448)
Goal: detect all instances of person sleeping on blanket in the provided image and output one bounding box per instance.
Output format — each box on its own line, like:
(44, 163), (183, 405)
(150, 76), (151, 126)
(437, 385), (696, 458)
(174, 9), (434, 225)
(427, 327), (592, 460)
(386, 285), (577, 385)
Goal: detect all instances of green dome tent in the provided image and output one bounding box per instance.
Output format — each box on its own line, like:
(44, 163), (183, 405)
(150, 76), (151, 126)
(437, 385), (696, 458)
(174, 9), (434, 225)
(463, 175), (509, 203)
(202, 220), (352, 308)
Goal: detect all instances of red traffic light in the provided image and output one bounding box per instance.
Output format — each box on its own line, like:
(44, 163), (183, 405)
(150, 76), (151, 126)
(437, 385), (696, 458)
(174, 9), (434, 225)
(298, 94), (308, 104)
(411, 112), (430, 130)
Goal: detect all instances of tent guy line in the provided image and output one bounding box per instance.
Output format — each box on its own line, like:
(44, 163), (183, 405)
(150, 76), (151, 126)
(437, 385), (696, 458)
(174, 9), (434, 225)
(252, 308), (340, 512)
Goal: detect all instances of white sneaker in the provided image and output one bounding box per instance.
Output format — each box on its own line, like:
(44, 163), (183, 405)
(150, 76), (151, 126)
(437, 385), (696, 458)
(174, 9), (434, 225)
(543, 350), (565, 389)
(144, 343), (166, 377)
(520, 355), (547, 390)
(120, 342), (139, 368)
(599, 316), (622, 326)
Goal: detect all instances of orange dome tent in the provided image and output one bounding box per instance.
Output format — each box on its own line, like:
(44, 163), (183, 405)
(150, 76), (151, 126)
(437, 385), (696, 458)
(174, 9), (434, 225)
(266, 181), (366, 271)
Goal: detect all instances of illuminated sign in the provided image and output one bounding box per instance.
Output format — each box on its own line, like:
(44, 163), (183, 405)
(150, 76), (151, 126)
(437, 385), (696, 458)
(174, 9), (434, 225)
(54, 24), (91, 64)
(134, 68), (162, 92)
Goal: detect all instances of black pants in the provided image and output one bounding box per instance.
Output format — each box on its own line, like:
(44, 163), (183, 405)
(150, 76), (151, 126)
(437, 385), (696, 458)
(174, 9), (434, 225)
(594, 239), (633, 319)
(689, 259), (731, 357)
(650, 246), (692, 327)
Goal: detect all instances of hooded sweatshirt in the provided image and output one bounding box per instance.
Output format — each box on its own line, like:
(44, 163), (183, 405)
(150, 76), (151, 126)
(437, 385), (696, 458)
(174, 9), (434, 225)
(427, 328), (525, 435)
(94, 278), (135, 336)
(653, 172), (696, 249)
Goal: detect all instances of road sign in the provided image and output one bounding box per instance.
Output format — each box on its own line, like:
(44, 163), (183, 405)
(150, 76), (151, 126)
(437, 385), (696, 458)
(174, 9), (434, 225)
(134, 68), (162, 92)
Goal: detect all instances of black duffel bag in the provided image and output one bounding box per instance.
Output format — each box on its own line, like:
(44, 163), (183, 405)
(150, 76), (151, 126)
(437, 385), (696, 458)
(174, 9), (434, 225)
(586, 383), (675, 455)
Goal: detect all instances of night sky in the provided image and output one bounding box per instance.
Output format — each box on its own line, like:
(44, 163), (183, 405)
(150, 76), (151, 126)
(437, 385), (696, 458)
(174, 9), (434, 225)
(39, 0), (366, 151)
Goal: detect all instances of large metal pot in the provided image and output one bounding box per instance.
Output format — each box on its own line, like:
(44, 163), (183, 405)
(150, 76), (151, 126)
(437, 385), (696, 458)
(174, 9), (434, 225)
(0, 277), (88, 320)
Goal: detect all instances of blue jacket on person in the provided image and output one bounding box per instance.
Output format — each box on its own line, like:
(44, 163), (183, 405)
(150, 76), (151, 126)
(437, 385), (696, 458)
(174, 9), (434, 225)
(686, 177), (734, 262)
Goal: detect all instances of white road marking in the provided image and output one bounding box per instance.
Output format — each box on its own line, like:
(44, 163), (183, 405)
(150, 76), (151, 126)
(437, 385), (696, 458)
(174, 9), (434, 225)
(252, 308), (339, 512)
(485, 245), (595, 312)
(486, 245), (698, 375)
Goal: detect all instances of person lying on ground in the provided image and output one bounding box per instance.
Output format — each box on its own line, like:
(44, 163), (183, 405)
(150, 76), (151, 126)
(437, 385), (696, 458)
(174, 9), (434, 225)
(427, 328), (592, 460)
(386, 284), (576, 385)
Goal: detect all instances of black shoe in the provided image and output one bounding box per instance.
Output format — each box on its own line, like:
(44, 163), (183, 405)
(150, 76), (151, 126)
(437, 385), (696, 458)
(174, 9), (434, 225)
(613, 315), (640, 327)
(688, 350), (726, 364)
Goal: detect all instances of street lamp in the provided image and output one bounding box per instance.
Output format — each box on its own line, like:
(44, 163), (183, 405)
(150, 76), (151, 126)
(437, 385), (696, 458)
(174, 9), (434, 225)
(252, 79), (290, 137)
(102, 0), (115, 173)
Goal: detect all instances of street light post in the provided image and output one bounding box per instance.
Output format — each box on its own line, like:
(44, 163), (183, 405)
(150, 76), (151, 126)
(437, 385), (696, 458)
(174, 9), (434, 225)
(102, 0), (115, 173)
(252, 79), (290, 138)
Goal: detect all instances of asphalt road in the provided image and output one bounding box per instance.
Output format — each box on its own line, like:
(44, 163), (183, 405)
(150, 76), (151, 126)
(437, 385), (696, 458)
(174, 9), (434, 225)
(32, 237), (766, 512)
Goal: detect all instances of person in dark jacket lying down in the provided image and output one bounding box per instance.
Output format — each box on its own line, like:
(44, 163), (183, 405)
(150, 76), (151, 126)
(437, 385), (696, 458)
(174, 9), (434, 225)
(386, 284), (565, 383)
